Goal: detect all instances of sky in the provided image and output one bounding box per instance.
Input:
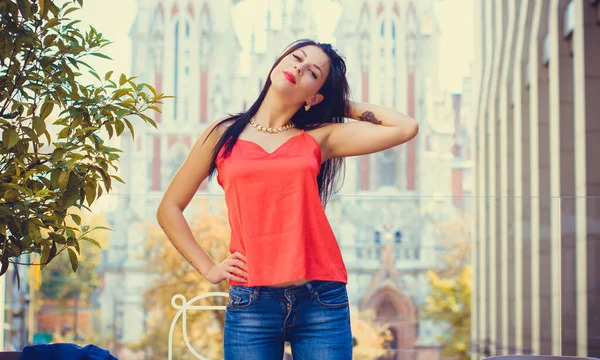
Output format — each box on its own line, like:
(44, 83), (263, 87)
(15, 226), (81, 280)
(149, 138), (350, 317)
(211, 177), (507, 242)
(73, 0), (474, 94)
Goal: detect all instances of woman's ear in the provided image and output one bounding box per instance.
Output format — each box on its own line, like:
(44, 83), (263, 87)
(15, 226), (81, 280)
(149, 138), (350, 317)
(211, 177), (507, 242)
(309, 93), (324, 106)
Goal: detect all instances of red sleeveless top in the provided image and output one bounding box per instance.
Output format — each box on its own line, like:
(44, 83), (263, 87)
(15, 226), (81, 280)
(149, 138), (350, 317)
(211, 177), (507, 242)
(216, 130), (348, 287)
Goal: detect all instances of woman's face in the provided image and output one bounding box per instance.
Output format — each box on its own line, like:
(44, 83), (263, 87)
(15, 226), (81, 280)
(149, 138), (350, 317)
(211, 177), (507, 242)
(269, 45), (331, 107)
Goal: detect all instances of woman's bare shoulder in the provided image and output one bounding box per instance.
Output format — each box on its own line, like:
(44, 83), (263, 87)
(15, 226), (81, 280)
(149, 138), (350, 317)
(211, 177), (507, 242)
(204, 115), (237, 139)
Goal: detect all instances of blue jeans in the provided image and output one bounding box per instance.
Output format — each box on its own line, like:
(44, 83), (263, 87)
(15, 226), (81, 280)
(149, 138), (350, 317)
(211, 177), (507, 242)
(224, 280), (353, 359)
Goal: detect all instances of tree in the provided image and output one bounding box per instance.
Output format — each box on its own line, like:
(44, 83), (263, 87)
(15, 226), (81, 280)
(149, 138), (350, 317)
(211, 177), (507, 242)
(421, 215), (473, 360)
(37, 210), (108, 340)
(135, 198), (231, 360)
(39, 209), (107, 300)
(0, 0), (168, 276)
(350, 307), (393, 360)
(422, 265), (472, 360)
(434, 215), (472, 277)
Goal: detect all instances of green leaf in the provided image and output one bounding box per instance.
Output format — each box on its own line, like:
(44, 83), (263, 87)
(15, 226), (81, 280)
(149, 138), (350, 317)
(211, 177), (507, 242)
(64, 20), (82, 29)
(28, 223), (42, 243)
(4, 189), (19, 202)
(39, 0), (46, 15)
(144, 83), (157, 97)
(2, 128), (19, 149)
(84, 182), (96, 206)
(0, 259), (8, 277)
(43, 34), (58, 48)
(40, 243), (50, 269)
(104, 70), (113, 80)
(33, 116), (47, 135)
(91, 52), (112, 60)
(111, 175), (125, 184)
(119, 73), (127, 86)
(22, 126), (39, 142)
(58, 170), (70, 190)
(43, 130), (52, 145)
(51, 147), (67, 163)
(63, 6), (79, 16)
(44, 18), (59, 30)
(114, 119), (125, 136)
(39, 101), (54, 120)
(68, 248), (78, 272)
(123, 118), (135, 140)
(89, 70), (101, 82)
(91, 225), (110, 231)
(67, 56), (79, 70)
(17, 0), (32, 19)
(71, 214), (81, 225)
(80, 236), (101, 248)
(98, 169), (112, 191)
(103, 121), (114, 138)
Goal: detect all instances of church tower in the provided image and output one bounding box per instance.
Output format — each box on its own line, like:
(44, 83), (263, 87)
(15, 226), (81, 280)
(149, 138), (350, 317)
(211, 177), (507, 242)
(330, 0), (454, 354)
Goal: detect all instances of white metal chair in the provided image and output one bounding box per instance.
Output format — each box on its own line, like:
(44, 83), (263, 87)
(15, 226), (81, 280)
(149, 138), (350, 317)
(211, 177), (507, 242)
(168, 292), (229, 360)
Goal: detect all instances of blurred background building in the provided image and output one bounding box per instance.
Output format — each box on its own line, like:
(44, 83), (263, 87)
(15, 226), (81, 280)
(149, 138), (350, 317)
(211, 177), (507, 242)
(93, 0), (474, 357)
(471, 0), (600, 358)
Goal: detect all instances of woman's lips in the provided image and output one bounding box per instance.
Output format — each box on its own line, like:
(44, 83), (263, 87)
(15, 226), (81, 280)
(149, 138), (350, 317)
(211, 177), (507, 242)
(283, 71), (296, 84)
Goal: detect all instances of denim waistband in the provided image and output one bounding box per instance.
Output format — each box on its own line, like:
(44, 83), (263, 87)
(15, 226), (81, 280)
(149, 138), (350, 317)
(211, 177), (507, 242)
(231, 280), (344, 297)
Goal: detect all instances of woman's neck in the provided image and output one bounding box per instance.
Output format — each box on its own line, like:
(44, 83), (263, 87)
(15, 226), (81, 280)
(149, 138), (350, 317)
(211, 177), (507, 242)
(254, 91), (300, 128)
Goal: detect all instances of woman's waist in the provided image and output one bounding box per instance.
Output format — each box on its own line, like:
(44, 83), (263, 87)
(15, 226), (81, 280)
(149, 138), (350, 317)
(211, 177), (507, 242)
(268, 278), (311, 288)
(230, 279), (346, 296)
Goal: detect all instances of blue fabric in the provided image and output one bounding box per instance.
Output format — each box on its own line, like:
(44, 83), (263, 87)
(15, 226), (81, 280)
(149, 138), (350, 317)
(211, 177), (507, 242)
(224, 280), (353, 359)
(22, 343), (117, 360)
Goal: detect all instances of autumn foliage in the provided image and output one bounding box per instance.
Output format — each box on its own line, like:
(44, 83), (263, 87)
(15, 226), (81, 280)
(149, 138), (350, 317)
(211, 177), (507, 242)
(135, 198), (230, 359)
(422, 216), (473, 360)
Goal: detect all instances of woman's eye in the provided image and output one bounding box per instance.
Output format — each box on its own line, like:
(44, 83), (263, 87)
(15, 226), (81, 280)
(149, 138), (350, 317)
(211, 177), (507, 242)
(310, 71), (317, 79)
(293, 54), (301, 61)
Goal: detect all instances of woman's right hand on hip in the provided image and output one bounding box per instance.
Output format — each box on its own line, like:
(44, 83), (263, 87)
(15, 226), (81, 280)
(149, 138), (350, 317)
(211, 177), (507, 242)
(205, 251), (248, 284)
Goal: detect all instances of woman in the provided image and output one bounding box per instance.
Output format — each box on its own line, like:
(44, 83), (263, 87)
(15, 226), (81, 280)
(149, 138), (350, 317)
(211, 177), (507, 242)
(156, 39), (418, 359)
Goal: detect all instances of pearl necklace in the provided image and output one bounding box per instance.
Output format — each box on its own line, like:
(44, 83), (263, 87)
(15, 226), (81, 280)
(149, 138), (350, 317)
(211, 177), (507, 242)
(250, 117), (295, 134)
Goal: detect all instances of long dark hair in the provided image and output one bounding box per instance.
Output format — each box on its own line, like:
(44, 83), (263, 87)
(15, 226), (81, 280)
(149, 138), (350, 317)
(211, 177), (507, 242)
(206, 39), (350, 206)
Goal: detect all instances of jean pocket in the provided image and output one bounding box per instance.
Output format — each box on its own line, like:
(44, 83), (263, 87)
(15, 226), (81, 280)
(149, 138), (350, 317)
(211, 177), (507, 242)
(227, 288), (253, 309)
(315, 282), (349, 309)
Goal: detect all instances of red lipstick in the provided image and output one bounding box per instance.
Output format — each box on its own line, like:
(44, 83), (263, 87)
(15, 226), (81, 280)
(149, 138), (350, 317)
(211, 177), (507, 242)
(283, 71), (296, 84)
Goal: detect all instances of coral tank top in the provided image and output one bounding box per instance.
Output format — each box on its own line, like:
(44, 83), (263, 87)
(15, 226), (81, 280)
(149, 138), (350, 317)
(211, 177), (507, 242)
(216, 130), (348, 287)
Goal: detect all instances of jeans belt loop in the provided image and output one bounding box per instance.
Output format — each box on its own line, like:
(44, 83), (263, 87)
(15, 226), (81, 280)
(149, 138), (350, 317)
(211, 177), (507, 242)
(305, 282), (317, 299)
(252, 287), (260, 300)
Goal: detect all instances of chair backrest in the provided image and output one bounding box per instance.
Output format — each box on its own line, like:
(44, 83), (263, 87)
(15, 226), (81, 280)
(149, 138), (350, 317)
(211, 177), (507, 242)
(484, 356), (600, 360)
(168, 292), (229, 360)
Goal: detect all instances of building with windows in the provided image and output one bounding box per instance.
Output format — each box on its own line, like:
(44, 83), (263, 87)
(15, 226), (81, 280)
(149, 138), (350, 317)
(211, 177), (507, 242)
(471, 0), (600, 357)
(96, 0), (473, 356)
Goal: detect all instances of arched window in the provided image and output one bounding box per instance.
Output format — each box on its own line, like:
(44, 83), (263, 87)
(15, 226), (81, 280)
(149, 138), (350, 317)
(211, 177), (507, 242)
(358, 5), (371, 73)
(149, 6), (165, 123)
(379, 149), (397, 186)
(173, 20), (180, 120)
(394, 231), (402, 244)
(183, 21), (191, 122)
(379, 19), (386, 104)
(391, 21), (397, 108)
(199, 6), (212, 123)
